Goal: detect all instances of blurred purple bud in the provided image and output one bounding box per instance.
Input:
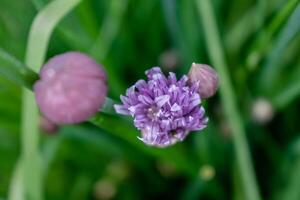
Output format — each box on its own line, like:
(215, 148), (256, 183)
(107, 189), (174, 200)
(34, 52), (107, 124)
(188, 63), (219, 99)
(159, 49), (179, 70)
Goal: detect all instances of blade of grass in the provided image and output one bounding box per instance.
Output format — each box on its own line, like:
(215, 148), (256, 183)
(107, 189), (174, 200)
(9, 0), (83, 199)
(30, 0), (93, 52)
(90, 113), (199, 177)
(90, 0), (128, 96)
(246, 0), (300, 70)
(25, 0), (82, 73)
(225, 0), (283, 54)
(258, 2), (300, 93)
(161, 0), (192, 67)
(75, 0), (99, 39)
(90, 0), (128, 61)
(279, 158), (300, 200)
(195, 0), (261, 200)
(8, 161), (24, 200)
(272, 76), (300, 109)
(0, 48), (38, 89)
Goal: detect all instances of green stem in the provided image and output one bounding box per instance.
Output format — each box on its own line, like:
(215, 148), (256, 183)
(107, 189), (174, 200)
(195, 1), (261, 200)
(0, 48), (38, 90)
(90, 113), (198, 177)
(8, 161), (25, 200)
(246, 0), (300, 70)
(258, 2), (300, 92)
(8, 0), (83, 199)
(89, 0), (128, 96)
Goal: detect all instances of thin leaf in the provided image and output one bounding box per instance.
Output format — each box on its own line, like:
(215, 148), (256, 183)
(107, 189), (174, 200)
(258, 2), (300, 92)
(195, 0), (261, 200)
(0, 48), (38, 89)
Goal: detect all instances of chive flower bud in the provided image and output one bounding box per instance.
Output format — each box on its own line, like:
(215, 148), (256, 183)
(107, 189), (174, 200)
(188, 63), (219, 99)
(34, 52), (107, 124)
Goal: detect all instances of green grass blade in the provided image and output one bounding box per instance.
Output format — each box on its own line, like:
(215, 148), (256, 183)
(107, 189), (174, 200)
(225, 0), (283, 54)
(246, 0), (300, 70)
(272, 76), (300, 109)
(25, 0), (82, 72)
(279, 159), (300, 200)
(258, 3), (300, 92)
(90, 0), (128, 96)
(8, 161), (24, 200)
(195, 0), (261, 200)
(0, 48), (38, 89)
(90, 113), (198, 177)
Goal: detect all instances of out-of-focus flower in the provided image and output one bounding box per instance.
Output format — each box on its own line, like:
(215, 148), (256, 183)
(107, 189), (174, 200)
(93, 179), (116, 200)
(188, 63), (219, 99)
(114, 67), (208, 147)
(159, 49), (179, 70)
(252, 98), (274, 124)
(156, 160), (177, 177)
(34, 52), (107, 124)
(199, 165), (215, 181)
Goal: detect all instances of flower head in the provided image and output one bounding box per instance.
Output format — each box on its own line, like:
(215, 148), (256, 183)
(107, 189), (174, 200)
(114, 67), (208, 147)
(34, 52), (107, 124)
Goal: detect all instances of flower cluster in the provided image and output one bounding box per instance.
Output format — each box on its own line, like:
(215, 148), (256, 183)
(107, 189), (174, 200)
(114, 67), (208, 147)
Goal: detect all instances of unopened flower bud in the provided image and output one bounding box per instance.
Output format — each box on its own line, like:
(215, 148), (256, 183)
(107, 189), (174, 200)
(188, 63), (219, 99)
(34, 52), (107, 124)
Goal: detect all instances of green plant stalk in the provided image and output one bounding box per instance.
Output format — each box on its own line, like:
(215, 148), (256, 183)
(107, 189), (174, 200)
(272, 76), (300, 109)
(225, 0), (283, 54)
(7, 0), (83, 199)
(21, 90), (42, 200)
(90, 0), (128, 96)
(246, 0), (300, 70)
(90, 0), (128, 60)
(280, 158), (300, 200)
(8, 161), (25, 200)
(161, 0), (193, 66)
(90, 113), (198, 177)
(195, 1), (261, 200)
(0, 48), (38, 90)
(259, 3), (300, 92)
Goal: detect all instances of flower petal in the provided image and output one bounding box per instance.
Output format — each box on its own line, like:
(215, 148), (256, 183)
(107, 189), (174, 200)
(155, 95), (170, 107)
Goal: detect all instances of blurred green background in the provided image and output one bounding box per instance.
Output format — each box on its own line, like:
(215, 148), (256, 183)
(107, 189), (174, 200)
(0, 0), (299, 199)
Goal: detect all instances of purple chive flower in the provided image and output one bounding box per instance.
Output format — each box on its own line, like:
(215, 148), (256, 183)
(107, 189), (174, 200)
(114, 67), (208, 147)
(34, 52), (107, 124)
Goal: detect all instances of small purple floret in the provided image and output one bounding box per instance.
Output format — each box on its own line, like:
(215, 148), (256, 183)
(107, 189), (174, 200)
(114, 67), (208, 147)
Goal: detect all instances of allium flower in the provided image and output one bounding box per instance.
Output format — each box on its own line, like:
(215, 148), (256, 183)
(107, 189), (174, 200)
(114, 67), (208, 147)
(34, 52), (107, 124)
(188, 63), (218, 99)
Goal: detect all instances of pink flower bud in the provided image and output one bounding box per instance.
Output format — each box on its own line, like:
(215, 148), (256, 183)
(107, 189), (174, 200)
(34, 52), (107, 124)
(188, 63), (219, 99)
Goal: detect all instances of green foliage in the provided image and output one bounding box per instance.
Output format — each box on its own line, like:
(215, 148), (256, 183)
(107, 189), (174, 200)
(0, 0), (299, 199)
